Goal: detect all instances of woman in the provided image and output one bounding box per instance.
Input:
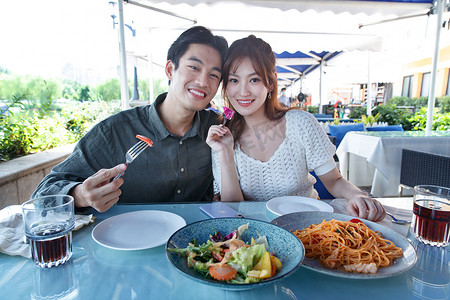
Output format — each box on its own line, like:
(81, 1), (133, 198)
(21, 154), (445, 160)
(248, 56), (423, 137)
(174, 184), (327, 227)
(206, 35), (385, 222)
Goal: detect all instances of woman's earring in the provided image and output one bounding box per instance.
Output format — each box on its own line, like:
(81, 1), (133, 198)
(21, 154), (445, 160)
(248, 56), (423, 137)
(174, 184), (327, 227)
(268, 92), (272, 99)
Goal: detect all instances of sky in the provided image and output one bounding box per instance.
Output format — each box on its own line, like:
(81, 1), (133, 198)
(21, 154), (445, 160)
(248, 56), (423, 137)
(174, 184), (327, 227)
(0, 0), (121, 83)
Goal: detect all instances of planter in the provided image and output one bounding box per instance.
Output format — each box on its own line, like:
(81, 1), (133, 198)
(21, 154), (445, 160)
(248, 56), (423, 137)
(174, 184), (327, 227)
(0, 144), (75, 210)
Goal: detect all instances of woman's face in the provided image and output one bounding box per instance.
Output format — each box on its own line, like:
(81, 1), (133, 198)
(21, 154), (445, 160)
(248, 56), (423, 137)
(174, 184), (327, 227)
(226, 57), (268, 118)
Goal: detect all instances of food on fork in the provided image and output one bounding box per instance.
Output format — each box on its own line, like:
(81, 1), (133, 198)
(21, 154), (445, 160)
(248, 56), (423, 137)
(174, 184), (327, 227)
(222, 107), (235, 125)
(136, 135), (154, 147)
(291, 219), (403, 274)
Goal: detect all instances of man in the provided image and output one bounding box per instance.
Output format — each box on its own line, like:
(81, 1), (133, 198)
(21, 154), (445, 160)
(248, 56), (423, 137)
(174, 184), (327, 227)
(278, 87), (290, 107)
(31, 26), (228, 212)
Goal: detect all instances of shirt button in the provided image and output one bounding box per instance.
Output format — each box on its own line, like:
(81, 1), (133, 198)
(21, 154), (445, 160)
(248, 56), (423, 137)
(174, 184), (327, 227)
(180, 168), (184, 172)
(179, 141), (183, 145)
(177, 190), (181, 194)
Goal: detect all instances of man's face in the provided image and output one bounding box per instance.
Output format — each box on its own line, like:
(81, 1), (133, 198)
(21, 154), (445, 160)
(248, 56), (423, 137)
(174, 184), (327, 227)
(165, 44), (222, 112)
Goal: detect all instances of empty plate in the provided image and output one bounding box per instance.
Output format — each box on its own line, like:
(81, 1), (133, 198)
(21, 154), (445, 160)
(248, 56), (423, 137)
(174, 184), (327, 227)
(266, 196), (334, 216)
(92, 210), (186, 250)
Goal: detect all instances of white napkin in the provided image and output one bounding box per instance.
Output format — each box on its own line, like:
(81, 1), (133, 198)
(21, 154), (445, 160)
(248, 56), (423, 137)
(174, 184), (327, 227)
(0, 205), (94, 258)
(329, 198), (412, 236)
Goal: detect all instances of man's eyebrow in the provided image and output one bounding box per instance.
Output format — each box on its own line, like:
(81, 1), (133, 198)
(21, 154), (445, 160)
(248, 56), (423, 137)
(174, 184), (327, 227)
(187, 56), (203, 64)
(188, 56), (222, 74)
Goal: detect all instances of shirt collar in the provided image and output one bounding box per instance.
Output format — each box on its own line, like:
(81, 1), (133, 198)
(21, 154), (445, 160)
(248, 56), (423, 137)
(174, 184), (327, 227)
(149, 92), (204, 141)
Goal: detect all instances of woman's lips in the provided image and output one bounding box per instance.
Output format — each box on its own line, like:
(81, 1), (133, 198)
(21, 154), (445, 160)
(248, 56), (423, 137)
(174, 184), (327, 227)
(236, 99), (254, 107)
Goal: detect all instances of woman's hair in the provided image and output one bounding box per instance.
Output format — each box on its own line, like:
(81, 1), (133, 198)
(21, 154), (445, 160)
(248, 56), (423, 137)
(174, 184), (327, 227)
(221, 35), (292, 142)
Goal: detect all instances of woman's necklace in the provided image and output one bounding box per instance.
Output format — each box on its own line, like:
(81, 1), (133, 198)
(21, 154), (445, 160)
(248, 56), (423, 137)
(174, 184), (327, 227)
(251, 121), (273, 140)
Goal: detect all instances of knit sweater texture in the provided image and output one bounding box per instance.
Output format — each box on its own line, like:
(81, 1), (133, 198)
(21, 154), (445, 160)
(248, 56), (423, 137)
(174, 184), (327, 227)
(212, 110), (336, 201)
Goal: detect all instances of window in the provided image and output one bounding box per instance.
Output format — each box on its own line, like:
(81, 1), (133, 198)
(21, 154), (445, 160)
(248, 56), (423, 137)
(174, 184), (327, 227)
(402, 76), (413, 97)
(421, 72), (431, 97)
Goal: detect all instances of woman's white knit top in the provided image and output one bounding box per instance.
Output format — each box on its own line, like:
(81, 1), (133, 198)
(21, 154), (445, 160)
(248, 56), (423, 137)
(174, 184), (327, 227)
(212, 110), (336, 201)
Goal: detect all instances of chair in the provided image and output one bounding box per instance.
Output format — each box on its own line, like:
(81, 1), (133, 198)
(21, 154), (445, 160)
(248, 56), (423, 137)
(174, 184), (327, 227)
(310, 134), (338, 200)
(366, 125), (404, 131)
(311, 170), (335, 200)
(399, 149), (450, 194)
(328, 123), (365, 148)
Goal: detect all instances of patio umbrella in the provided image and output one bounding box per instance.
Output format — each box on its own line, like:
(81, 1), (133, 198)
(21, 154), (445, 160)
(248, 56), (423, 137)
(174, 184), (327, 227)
(116, 0), (439, 134)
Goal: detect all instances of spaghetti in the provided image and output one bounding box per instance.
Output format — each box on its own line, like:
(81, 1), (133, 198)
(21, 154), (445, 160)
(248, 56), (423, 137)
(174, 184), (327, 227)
(291, 219), (403, 274)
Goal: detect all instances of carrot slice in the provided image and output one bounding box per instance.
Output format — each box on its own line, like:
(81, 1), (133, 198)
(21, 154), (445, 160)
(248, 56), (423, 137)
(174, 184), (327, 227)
(136, 135), (153, 147)
(209, 264), (237, 281)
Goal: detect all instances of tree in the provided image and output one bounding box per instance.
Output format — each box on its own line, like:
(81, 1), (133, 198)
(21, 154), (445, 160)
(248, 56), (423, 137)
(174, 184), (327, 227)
(77, 85), (92, 101)
(95, 79), (121, 101)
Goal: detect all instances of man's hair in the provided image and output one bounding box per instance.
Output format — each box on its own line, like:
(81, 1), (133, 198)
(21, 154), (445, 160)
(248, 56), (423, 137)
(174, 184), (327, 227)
(167, 26), (228, 72)
(281, 88), (286, 92)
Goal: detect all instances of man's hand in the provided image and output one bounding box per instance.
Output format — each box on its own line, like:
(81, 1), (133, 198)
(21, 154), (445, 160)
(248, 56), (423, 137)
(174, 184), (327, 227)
(71, 164), (127, 213)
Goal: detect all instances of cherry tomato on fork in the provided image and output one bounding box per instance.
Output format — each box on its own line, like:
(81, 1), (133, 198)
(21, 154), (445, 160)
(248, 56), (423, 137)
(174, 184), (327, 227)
(350, 218), (363, 224)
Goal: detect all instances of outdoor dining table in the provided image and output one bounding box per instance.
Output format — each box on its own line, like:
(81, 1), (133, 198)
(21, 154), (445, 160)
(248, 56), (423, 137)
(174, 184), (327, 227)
(336, 130), (450, 197)
(0, 199), (448, 300)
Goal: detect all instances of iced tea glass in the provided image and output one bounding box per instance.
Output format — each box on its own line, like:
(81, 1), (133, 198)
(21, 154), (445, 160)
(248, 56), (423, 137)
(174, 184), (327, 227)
(22, 195), (75, 268)
(412, 185), (450, 247)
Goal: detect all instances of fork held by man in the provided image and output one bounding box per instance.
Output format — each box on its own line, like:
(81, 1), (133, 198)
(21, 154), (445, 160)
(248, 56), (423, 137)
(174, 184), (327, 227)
(113, 139), (151, 181)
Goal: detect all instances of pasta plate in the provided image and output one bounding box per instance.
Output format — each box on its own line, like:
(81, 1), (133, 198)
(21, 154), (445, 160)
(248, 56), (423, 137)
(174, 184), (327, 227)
(270, 211), (417, 279)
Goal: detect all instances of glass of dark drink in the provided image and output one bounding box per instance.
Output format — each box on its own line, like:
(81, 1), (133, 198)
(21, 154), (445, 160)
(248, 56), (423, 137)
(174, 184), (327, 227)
(22, 195), (75, 268)
(412, 185), (450, 247)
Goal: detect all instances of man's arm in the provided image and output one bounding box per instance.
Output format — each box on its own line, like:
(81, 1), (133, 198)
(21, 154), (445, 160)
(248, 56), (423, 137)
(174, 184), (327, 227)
(31, 122), (126, 212)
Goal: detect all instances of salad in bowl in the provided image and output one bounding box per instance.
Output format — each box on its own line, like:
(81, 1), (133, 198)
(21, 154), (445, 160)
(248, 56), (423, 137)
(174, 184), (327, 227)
(165, 218), (304, 290)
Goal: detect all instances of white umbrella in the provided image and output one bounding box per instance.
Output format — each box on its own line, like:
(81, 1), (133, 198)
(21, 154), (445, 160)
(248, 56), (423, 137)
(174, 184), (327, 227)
(116, 0), (439, 134)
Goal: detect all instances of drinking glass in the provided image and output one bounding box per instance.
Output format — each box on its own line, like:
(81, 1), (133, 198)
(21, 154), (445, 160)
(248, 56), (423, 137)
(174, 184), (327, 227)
(412, 185), (450, 247)
(22, 195), (75, 268)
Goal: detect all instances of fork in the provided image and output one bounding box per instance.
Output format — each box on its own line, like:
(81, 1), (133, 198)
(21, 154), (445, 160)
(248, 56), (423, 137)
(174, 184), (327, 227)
(113, 140), (149, 181)
(386, 212), (411, 225)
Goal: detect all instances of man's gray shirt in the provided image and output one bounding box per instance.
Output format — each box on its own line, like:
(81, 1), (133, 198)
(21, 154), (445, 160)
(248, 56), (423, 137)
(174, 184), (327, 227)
(32, 93), (219, 203)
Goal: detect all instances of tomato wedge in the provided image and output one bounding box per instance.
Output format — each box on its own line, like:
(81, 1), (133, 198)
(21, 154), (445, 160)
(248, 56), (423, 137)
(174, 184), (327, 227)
(350, 218), (363, 224)
(209, 264), (237, 281)
(136, 135), (153, 147)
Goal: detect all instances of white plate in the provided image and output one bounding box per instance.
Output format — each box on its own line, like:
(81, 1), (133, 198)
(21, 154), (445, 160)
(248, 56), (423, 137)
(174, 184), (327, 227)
(92, 210), (186, 250)
(266, 196), (334, 216)
(271, 212), (417, 279)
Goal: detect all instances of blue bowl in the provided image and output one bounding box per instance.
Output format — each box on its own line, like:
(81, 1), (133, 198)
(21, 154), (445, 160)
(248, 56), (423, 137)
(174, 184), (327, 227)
(165, 218), (304, 291)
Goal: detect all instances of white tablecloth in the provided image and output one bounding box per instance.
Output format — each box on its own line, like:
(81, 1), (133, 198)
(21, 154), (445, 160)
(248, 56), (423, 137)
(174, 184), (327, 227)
(336, 131), (450, 197)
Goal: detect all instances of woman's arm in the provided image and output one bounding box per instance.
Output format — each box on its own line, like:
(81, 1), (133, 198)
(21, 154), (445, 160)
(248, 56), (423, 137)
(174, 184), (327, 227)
(318, 167), (386, 221)
(206, 125), (244, 202)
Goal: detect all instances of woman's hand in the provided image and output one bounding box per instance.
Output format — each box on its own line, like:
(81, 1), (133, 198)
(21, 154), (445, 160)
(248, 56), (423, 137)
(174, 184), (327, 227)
(346, 195), (386, 222)
(206, 125), (234, 153)
(318, 168), (386, 222)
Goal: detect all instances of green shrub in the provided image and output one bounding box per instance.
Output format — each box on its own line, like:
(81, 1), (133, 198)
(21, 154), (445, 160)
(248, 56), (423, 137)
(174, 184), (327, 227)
(409, 107), (450, 131)
(0, 118), (37, 161)
(348, 106), (367, 119)
(437, 96), (450, 113)
(372, 104), (414, 130)
(388, 96), (450, 113)
(387, 96), (428, 108)
(306, 105), (319, 114)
